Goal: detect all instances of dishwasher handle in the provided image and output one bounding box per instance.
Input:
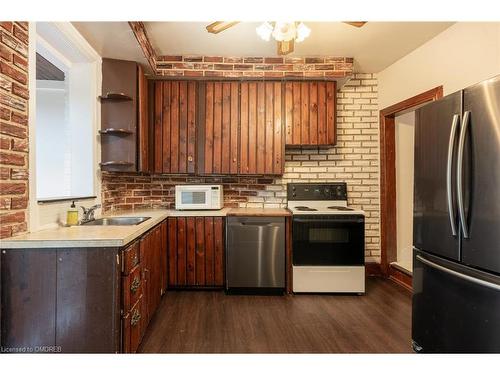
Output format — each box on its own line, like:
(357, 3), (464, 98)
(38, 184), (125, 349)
(238, 222), (278, 226)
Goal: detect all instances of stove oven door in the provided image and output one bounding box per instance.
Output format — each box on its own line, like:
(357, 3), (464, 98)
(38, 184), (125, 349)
(292, 215), (365, 266)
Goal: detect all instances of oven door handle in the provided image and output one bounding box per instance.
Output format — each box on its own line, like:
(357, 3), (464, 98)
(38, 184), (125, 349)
(293, 217), (364, 224)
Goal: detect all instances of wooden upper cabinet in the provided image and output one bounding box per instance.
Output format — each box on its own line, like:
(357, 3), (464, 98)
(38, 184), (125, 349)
(200, 82), (239, 174)
(284, 81), (336, 146)
(149, 79), (336, 176)
(152, 80), (197, 174)
(239, 81), (284, 175)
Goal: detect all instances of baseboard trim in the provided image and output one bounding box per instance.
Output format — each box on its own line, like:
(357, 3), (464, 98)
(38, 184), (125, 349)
(388, 264), (413, 292)
(365, 262), (383, 277)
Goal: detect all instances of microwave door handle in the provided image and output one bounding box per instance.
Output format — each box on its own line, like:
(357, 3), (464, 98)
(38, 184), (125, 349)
(457, 110), (470, 239)
(446, 114), (460, 236)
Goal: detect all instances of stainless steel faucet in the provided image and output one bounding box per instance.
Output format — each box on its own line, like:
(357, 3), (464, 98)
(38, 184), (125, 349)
(80, 204), (101, 224)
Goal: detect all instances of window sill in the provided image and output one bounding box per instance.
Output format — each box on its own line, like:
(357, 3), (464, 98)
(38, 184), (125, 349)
(37, 196), (97, 204)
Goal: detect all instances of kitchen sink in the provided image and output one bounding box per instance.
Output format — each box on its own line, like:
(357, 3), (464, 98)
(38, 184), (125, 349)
(81, 217), (151, 226)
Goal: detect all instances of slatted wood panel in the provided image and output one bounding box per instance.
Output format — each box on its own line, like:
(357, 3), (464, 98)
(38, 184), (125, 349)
(167, 217), (224, 288)
(153, 81), (197, 174)
(195, 217), (206, 285)
(154, 82), (163, 173)
(167, 218), (177, 286)
(202, 82), (239, 174)
(186, 217), (196, 285)
(239, 81), (284, 175)
(284, 81), (337, 146)
(204, 217), (215, 284)
(213, 217), (224, 286)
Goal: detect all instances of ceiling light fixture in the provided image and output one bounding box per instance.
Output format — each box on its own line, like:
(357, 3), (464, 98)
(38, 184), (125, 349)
(256, 22), (311, 43)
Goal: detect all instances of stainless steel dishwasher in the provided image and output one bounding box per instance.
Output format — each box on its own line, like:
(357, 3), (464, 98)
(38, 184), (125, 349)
(226, 216), (285, 293)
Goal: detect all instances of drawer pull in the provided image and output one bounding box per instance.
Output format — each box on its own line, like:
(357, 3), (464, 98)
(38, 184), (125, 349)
(132, 254), (139, 266)
(131, 309), (141, 326)
(130, 276), (141, 293)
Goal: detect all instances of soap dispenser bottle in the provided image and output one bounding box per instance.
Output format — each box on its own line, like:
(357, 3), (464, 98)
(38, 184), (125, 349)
(67, 200), (79, 226)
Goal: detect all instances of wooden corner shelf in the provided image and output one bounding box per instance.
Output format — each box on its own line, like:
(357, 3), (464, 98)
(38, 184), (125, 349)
(99, 161), (134, 167)
(99, 92), (133, 101)
(99, 128), (134, 135)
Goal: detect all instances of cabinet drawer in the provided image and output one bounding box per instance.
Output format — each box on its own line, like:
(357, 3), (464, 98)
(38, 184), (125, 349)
(122, 241), (140, 275)
(122, 295), (145, 353)
(122, 264), (142, 313)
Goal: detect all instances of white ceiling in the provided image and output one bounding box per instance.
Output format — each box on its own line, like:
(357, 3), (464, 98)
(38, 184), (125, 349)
(72, 22), (152, 72)
(146, 22), (453, 72)
(73, 21), (453, 73)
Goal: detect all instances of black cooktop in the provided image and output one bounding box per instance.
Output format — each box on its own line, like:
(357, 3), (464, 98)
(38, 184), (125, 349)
(294, 206), (318, 211)
(327, 206), (354, 211)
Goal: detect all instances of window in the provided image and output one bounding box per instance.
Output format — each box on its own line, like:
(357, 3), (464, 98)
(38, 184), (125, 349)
(35, 25), (95, 201)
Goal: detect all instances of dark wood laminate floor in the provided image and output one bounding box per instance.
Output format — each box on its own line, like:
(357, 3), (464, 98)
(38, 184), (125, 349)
(138, 278), (412, 353)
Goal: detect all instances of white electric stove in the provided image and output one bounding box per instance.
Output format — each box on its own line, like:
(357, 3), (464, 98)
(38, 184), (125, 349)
(287, 183), (366, 294)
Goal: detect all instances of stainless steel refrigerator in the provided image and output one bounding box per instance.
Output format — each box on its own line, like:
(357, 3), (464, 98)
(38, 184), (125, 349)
(413, 75), (500, 353)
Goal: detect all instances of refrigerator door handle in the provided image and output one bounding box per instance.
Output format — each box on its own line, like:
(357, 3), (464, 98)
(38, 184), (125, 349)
(446, 114), (460, 236)
(416, 254), (500, 291)
(457, 110), (471, 238)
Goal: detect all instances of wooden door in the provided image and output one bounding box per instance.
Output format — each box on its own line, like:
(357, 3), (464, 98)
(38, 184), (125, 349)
(55, 248), (121, 353)
(284, 81), (336, 146)
(1, 249), (58, 350)
(153, 80), (197, 174)
(167, 217), (224, 287)
(122, 295), (146, 353)
(200, 82), (239, 174)
(140, 227), (162, 325)
(239, 81), (284, 175)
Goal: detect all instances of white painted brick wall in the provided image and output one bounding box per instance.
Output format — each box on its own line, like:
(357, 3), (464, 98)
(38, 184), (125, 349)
(240, 73), (380, 263)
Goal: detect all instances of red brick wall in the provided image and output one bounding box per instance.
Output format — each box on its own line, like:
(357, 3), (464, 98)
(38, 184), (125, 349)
(156, 55), (353, 79)
(101, 172), (276, 212)
(0, 21), (29, 239)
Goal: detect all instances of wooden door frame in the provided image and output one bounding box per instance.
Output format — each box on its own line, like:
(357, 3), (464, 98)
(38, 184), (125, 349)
(379, 86), (443, 275)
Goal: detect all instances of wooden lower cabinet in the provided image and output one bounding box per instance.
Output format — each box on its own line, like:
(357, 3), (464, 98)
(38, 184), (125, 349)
(0, 220), (168, 354)
(0, 248), (121, 353)
(122, 223), (166, 353)
(167, 216), (224, 288)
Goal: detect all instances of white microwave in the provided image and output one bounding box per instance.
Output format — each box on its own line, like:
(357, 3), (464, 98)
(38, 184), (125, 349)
(175, 185), (224, 210)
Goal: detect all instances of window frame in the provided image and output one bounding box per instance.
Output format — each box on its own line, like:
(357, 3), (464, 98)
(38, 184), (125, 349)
(28, 22), (102, 231)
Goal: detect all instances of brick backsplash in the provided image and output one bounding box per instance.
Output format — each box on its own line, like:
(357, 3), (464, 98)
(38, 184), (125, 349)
(102, 73), (380, 262)
(0, 21), (29, 239)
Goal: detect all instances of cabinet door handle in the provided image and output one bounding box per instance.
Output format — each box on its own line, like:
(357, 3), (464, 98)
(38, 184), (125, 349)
(188, 155), (193, 162)
(130, 276), (141, 293)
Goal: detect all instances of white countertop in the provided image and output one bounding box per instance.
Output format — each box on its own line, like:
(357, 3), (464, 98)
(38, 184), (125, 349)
(0, 208), (231, 249)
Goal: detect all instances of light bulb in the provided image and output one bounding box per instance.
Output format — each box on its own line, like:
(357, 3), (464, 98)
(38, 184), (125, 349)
(273, 22), (296, 42)
(296, 22), (311, 43)
(256, 22), (273, 42)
